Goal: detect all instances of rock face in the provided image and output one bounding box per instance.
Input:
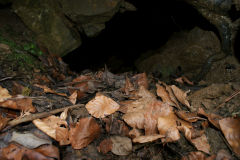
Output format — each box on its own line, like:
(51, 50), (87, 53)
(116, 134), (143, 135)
(12, 0), (81, 57)
(135, 27), (221, 79)
(12, 0), (135, 57)
(59, 0), (132, 37)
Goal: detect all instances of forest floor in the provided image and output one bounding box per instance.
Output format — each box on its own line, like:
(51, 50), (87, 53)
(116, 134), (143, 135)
(0, 8), (240, 160)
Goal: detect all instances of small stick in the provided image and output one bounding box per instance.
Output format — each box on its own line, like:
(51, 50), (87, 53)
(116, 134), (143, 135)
(0, 77), (14, 82)
(4, 104), (84, 130)
(214, 90), (240, 111)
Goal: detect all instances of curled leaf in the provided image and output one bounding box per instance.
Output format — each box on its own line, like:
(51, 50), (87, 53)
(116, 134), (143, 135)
(170, 85), (190, 108)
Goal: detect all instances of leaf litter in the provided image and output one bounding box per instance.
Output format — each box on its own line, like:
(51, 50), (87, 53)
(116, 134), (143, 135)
(0, 55), (240, 159)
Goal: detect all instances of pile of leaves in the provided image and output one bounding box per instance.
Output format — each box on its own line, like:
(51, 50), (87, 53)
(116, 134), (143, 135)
(0, 55), (239, 160)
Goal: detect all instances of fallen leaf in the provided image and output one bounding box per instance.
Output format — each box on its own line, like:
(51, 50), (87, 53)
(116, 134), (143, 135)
(10, 131), (52, 149)
(85, 93), (120, 118)
(0, 114), (9, 131)
(98, 138), (113, 154)
(0, 85), (11, 102)
(133, 134), (165, 143)
(175, 76), (193, 85)
(170, 85), (190, 108)
(178, 126), (210, 154)
(219, 117), (240, 156)
(110, 136), (132, 156)
(34, 145), (60, 160)
(132, 73), (149, 89)
(122, 112), (145, 129)
(33, 115), (70, 145)
(161, 82), (181, 109)
(176, 110), (200, 123)
(0, 98), (36, 112)
(122, 86), (190, 143)
(34, 84), (67, 97)
(181, 151), (215, 160)
(0, 143), (57, 160)
(215, 149), (233, 160)
(109, 119), (129, 136)
(69, 91), (77, 104)
(156, 83), (176, 107)
(198, 108), (222, 129)
(69, 117), (100, 149)
(158, 116), (180, 142)
(124, 76), (135, 95)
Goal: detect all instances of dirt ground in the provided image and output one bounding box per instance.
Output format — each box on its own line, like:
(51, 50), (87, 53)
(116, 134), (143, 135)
(0, 8), (240, 160)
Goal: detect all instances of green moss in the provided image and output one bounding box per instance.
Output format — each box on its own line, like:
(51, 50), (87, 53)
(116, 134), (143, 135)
(0, 32), (45, 72)
(22, 86), (32, 96)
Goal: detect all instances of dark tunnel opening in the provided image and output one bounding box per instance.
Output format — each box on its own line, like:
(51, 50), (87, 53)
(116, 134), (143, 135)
(62, 0), (228, 73)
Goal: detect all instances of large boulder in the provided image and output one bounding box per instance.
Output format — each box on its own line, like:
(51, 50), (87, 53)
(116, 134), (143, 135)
(12, 0), (135, 56)
(59, 0), (136, 37)
(12, 0), (82, 57)
(135, 27), (221, 79)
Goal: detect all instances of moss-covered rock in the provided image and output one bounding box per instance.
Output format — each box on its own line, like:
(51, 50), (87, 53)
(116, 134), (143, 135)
(12, 0), (81, 57)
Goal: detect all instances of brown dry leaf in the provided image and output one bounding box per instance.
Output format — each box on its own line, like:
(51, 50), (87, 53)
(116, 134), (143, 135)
(110, 136), (132, 156)
(34, 84), (67, 97)
(69, 117), (100, 149)
(98, 138), (113, 154)
(175, 76), (194, 85)
(122, 112), (145, 129)
(69, 90), (77, 104)
(108, 119), (130, 136)
(0, 85), (11, 102)
(0, 143), (57, 160)
(198, 108), (222, 129)
(219, 117), (240, 156)
(170, 85), (191, 108)
(132, 73), (149, 89)
(158, 116), (180, 143)
(33, 115), (70, 145)
(161, 82), (181, 109)
(133, 134), (165, 143)
(85, 93), (120, 118)
(156, 83), (176, 107)
(181, 151), (216, 160)
(178, 126), (210, 154)
(0, 114), (9, 131)
(0, 98), (36, 112)
(124, 76), (135, 95)
(34, 145), (60, 160)
(215, 149), (233, 160)
(72, 75), (92, 83)
(176, 110), (200, 123)
(122, 85), (190, 143)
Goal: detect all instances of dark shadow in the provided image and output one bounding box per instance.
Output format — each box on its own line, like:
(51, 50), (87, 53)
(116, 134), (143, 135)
(62, 0), (222, 73)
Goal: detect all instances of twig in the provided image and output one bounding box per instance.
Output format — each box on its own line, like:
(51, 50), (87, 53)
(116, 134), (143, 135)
(214, 90), (240, 111)
(0, 77), (14, 82)
(3, 104), (84, 131)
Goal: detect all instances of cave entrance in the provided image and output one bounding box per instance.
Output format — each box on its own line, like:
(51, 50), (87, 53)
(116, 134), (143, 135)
(62, 0), (217, 73)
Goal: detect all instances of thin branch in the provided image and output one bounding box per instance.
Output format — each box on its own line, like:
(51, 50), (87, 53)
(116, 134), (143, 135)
(214, 90), (240, 111)
(3, 104), (84, 131)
